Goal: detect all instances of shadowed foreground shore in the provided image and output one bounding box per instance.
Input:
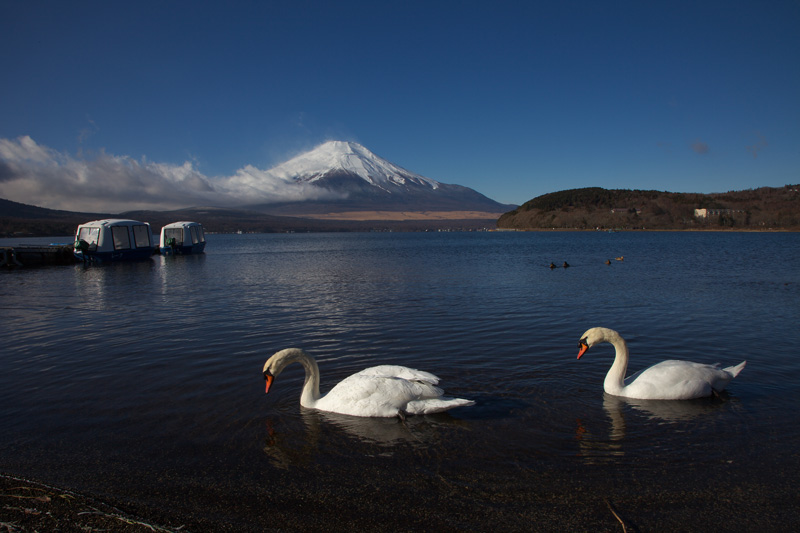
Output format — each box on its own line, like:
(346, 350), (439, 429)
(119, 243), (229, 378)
(0, 475), (179, 532)
(3, 466), (800, 533)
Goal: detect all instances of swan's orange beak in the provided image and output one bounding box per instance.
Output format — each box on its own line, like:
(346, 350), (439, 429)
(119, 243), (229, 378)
(264, 371), (274, 394)
(577, 341), (589, 359)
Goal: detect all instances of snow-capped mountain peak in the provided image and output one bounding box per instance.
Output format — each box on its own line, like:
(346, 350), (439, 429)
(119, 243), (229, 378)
(243, 139), (514, 216)
(267, 141), (440, 190)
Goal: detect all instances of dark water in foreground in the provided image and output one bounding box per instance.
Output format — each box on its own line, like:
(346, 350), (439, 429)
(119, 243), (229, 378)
(1, 231), (799, 531)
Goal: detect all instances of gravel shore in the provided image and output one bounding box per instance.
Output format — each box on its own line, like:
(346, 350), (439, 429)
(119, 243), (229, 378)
(1, 475), (179, 532)
(4, 467), (800, 533)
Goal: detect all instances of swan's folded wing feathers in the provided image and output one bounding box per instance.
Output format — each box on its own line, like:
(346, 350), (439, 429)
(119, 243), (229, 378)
(318, 374), (446, 417)
(724, 361), (746, 377)
(317, 375), (400, 417)
(624, 360), (736, 399)
(406, 380), (445, 399)
(354, 365), (440, 384)
(324, 374), (384, 402)
(406, 397), (476, 415)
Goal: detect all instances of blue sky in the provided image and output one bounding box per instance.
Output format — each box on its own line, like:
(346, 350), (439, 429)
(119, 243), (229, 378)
(1, 0), (798, 211)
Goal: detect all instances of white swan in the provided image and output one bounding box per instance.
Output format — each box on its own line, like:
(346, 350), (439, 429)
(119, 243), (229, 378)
(262, 348), (475, 418)
(577, 327), (746, 400)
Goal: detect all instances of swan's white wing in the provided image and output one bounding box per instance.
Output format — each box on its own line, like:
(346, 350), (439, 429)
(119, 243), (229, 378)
(354, 365), (440, 385)
(406, 397), (476, 415)
(316, 374), (445, 418)
(624, 360), (741, 400)
(723, 360), (747, 378)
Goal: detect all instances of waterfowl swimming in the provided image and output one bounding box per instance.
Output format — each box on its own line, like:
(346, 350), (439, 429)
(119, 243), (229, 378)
(577, 327), (746, 400)
(263, 348), (475, 418)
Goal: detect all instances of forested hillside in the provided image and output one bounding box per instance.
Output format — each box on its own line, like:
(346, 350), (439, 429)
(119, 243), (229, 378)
(497, 186), (800, 230)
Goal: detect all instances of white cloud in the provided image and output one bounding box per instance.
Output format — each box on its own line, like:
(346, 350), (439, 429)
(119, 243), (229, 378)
(222, 164), (343, 202)
(0, 136), (339, 212)
(0, 135), (62, 165)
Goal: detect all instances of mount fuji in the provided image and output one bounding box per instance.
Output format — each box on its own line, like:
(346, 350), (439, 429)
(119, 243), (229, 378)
(247, 141), (515, 217)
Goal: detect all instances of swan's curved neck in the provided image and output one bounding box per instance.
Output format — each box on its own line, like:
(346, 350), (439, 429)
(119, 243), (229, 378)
(271, 349), (322, 408)
(604, 332), (629, 395)
(295, 353), (321, 408)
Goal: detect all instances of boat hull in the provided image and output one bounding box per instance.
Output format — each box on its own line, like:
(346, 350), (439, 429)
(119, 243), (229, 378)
(162, 242), (206, 255)
(74, 247), (155, 263)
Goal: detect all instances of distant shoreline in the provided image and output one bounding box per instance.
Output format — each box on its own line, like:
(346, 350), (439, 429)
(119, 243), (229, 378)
(3, 226), (798, 240)
(492, 227), (799, 232)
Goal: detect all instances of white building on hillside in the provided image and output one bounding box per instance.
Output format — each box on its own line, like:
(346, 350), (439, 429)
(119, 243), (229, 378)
(694, 208), (745, 218)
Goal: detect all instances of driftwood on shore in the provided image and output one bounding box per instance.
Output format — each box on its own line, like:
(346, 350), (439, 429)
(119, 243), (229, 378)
(0, 474), (181, 532)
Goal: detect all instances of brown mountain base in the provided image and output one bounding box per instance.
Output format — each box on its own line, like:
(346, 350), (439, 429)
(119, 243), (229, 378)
(295, 211), (505, 221)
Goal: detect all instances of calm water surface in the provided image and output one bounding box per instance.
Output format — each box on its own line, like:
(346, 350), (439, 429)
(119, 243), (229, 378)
(1, 231), (799, 530)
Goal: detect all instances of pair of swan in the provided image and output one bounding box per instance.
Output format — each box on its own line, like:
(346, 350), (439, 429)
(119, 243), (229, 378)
(262, 328), (746, 417)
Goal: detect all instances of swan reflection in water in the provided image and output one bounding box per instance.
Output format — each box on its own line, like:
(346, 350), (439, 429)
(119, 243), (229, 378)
(604, 391), (735, 423)
(576, 392), (735, 464)
(263, 408), (470, 469)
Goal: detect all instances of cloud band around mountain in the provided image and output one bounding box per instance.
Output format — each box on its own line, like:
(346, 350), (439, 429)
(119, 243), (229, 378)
(0, 136), (341, 213)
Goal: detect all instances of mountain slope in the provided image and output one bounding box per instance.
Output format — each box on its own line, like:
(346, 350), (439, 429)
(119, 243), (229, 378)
(270, 141), (440, 191)
(248, 141), (515, 216)
(0, 198), (110, 219)
(0, 198), (114, 236)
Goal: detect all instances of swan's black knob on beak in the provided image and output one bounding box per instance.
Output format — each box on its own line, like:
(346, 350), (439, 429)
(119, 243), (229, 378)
(577, 339), (589, 359)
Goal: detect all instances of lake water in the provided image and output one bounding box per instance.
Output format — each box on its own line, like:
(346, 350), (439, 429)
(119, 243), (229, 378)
(2, 231), (799, 531)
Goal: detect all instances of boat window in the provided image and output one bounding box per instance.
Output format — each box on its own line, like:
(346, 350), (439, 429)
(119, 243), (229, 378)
(78, 227), (100, 245)
(133, 225), (151, 248)
(197, 225), (205, 242)
(164, 228), (183, 245)
(112, 226), (131, 250)
(190, 226), (200, 244)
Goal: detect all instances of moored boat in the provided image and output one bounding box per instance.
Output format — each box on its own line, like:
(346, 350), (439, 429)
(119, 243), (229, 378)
(160, 221), (206, 255)
(74, 219), (156, 263)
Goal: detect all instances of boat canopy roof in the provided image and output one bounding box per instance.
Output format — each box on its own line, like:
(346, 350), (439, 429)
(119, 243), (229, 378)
(161, 221), (203, 229)
(78, 219), (150, 227)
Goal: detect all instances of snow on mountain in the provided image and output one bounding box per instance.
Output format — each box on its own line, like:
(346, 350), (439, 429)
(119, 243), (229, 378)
(242, 140), (515, 215)
(267, 141), (440, 191)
